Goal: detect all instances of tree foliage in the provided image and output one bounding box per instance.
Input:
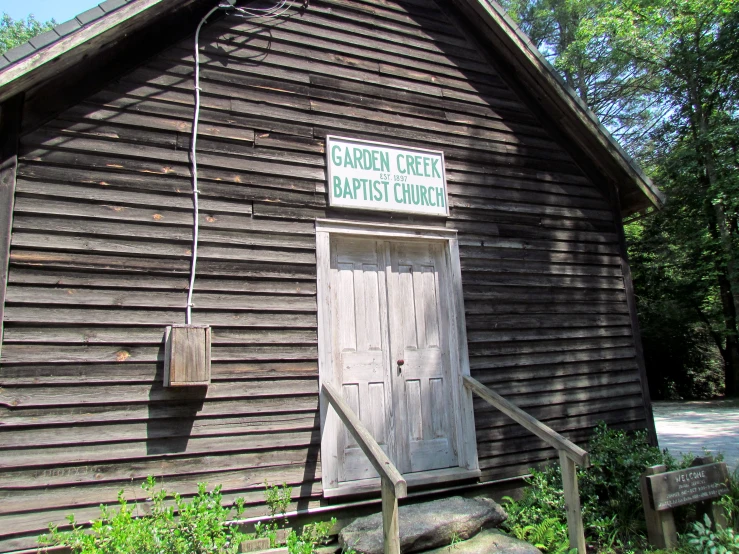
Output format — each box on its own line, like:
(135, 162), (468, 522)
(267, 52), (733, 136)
(0, 13), (56, 55)
(501, 0), (739, 397)
(499, 0), (665, 156)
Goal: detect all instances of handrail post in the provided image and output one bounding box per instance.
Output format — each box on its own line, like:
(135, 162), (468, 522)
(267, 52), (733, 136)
(462, 375), (588, 554)
(322, 383), (405, 554)
(381, 477), (400, 554)
(559, 451), (586, 554)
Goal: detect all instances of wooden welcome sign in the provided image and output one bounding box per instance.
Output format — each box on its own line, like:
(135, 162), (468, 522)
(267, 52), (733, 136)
(647, 462), (730, 511)
(641, 457), (730, 548)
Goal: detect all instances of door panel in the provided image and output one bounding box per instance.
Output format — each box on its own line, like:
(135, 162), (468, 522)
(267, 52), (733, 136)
(390, 242), (458, 473)
(329, 237), (459, 485)
(331, 238), (393, 483)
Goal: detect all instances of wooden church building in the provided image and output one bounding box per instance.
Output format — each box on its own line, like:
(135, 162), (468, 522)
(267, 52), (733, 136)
(0, 0), (665, 550)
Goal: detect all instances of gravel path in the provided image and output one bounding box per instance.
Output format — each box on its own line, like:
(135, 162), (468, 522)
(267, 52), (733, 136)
(652, 399), (739, 473)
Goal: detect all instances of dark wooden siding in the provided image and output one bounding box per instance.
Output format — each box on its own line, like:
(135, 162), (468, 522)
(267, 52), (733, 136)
(0, 0), (648, 549)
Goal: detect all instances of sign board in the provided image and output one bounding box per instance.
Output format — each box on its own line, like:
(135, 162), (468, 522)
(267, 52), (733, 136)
(326, 136), (448, 216)
(647, 462), (730, 511)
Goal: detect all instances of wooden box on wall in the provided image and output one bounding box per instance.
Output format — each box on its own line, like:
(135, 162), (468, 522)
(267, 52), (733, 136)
(164, 325), (211, 387)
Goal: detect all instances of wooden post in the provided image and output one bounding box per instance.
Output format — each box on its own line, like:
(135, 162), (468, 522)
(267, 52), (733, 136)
(323, 383), (405, 554)
(559, 450), (586, 554)
(381, 477), (400, 554)
(691, 456), (730, 530)
(641, 465), (677, 549)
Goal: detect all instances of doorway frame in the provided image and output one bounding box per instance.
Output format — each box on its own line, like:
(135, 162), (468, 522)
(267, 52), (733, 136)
(315, 219), (479, 498)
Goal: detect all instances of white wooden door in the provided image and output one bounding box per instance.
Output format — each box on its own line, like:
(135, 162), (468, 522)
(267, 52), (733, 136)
(388, 241), (458, 473)
(331, 237), (394, 482)
(329, 237), (458, 485)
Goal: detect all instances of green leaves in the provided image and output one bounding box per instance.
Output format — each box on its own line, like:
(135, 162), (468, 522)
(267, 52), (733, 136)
(686, 513), (739, 554)
(515, 518), (572, 553)
(0, 13), (55, 55)
(498, 0), (663, 155)
(502, 423), (681, 552)
(40, 478), (248, 554)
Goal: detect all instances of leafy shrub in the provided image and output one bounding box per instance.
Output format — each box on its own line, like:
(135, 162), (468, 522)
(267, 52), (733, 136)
(286, 519), (335, 554)
(502, 470), (570, 552)
(685, 513), (739, 554)
(42, 479), (338, 554)
(247, 482), (336, 554)
(41, 477), (247, 554)
(503, 422), (687, 552)
(508, 516), (571, 554)
(578, 423), (683, 542)
(718, 465), (739, 531)
(252, 482), (293, 547)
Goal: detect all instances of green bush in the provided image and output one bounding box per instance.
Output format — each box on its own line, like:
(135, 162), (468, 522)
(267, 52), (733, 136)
(247, 482), (336, 553)
(251, 482), (293, 548)
(41, 479), (338, 554)
(502, 422), (687, 553)
(579, 423), (683, 543)
(718, 465), (739, 531)
(41, 477), (247, 554)
(285, 519), (335, 554)
(685, 513), (739, 554)
(502, 470), (571, 553)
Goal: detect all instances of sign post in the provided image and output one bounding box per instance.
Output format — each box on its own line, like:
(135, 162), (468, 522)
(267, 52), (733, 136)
(326, 136), (448, 217)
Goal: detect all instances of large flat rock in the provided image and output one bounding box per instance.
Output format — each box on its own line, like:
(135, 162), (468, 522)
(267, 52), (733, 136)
(425, 529), (541, 554)
(338, 496), (507, 554)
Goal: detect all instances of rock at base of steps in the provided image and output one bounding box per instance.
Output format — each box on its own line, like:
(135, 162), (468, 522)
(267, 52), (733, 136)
(425, 529), (542, 554)
(338, 496), (507, 554)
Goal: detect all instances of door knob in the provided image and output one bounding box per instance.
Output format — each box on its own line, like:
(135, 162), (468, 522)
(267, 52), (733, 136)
(397, 359), (404, 374)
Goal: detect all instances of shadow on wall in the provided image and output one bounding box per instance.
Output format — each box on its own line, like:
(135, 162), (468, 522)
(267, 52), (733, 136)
(146, 335), (207, 455)
(395, 0), (642, 479)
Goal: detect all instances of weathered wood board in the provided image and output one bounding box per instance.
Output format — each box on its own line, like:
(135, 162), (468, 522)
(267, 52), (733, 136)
(164, 325), (212, 386)
(647, 462), (730, 511)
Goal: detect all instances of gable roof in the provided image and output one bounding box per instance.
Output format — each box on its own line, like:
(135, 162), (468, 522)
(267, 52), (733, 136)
(0, 0), (664, 216)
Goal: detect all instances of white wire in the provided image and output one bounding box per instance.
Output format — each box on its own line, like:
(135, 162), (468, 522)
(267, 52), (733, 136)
(232, 1), (290, 17)
(187, 0), (293, 324)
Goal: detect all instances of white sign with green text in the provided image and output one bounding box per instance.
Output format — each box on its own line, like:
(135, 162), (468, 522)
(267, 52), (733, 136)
(326, 136), (448, 216)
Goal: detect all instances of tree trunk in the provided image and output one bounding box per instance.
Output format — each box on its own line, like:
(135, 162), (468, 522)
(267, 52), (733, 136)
(712, 254), (739, 396)
(724, 331), (739, 396)
(702, 154), (739, 396)
(688, 78), (739, 396)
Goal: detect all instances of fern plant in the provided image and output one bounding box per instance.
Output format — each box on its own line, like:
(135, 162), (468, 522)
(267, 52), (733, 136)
(511, 517), (570, 554)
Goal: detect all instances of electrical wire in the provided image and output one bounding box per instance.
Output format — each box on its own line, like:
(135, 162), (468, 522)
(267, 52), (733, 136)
(187, 0), (292, 324)
(232, 0), (291, 18)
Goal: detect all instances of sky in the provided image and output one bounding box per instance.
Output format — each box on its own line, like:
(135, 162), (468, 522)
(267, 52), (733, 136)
(0, 0), (100, 23)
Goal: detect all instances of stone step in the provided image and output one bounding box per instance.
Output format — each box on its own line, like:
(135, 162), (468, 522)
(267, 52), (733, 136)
(339, 496), (508, 554)
(424, 529), (541, 554)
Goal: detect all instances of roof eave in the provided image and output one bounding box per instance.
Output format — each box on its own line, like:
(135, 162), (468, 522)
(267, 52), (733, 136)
(0, 0), (198, 106)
